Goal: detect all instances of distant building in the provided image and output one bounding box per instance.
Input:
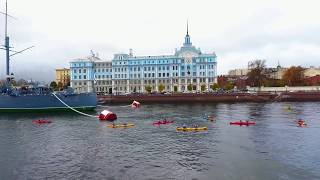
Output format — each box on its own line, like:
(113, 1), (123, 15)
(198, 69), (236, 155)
(228, 68), (250, 76)
(304, 67), (320, 78)
(69, 56), (97, 93)
(228, 63), (287, 80)
(70, 24), (218, 94)
(112, 25), (217, 94)
(55, 68), (70, 88)
(93, 61), (112, 94)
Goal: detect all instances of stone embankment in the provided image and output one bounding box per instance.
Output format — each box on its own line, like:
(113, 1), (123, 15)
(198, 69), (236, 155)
(98, 92), (320, 104)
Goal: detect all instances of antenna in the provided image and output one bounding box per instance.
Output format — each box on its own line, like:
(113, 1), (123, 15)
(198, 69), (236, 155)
(1, 0), (34, 81)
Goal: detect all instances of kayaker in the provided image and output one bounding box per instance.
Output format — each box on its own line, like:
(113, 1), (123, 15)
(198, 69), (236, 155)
(193, 124), (199, 128)
(182, 124), (187, 129)
(112, 123), (116, 128)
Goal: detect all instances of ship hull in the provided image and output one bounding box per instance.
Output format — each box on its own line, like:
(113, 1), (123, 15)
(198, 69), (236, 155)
(0, 93), (97, 112)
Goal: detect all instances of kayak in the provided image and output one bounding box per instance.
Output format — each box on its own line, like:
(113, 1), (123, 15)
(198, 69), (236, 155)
(107, 124), (135, 128)
(33, 119), (52, 124)
(298, 123), (307, 127)
(176, 127), (208, 131)
(230, 121), (256, 126)
(153, 120), (174, 125)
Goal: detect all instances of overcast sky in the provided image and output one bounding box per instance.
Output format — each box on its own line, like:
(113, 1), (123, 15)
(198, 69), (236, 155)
(1, 0), (320, 82)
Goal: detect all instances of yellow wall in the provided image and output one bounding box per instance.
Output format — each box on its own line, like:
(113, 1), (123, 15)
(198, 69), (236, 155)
(55, 68), (70, 87)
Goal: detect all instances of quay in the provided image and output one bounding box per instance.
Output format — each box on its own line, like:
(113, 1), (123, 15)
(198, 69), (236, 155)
(98, 92), (320, 104)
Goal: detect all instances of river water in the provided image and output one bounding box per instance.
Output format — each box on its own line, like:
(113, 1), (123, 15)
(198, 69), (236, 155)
(0, 102), (319, 180)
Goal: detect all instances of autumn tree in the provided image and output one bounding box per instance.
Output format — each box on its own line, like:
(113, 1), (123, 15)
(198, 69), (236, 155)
(247, 59), (267, 87)
(158, 84), (165, 92)
(211, 83), (220, 90)
(282, 66), (305, 86)
(187, 84), (192, 91)
(145, 85), (152, 93)
(201, 84), (206, 92)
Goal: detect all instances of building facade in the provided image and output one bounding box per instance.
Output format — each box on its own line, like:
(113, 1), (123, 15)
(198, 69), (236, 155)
(112, 28), (217, 93)
(55, 68), (70, 88)
(70, 27), (217, 94)
(70, 56), (96, 93)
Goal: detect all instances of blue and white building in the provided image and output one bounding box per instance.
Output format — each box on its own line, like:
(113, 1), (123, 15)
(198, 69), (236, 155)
(70, 55), (112, 93)
(112, 26), (217, 93)
(70, 26), (217, 94)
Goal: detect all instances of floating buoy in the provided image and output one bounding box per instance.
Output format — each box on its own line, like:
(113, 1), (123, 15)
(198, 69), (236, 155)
(33, 119), (52, 124)
(131, 100), (141, 108)
(99, 110), (117, 121)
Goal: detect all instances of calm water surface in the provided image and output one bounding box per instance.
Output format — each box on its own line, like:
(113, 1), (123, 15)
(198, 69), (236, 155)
(0, 102), (319, 180)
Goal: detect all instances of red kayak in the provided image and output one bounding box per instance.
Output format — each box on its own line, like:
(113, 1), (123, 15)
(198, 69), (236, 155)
(33, 119), (52, 124)
(153, 120), (174, 125)
(230, 121), (256, 126)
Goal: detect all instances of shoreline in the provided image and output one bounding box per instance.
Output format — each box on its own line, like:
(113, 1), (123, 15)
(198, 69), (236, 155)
(98, 91), (320, 104)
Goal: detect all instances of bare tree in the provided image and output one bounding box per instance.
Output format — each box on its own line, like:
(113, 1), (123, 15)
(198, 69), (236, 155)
(247, 59), (267, 87)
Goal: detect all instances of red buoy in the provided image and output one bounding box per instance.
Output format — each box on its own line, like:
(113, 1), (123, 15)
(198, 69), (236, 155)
(99, 110), (117, 121)
(131, 100), (141, 108)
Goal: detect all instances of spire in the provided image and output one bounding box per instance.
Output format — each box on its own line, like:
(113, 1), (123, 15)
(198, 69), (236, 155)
(184, 20), (191, 46)
(187, 20), (189, 35)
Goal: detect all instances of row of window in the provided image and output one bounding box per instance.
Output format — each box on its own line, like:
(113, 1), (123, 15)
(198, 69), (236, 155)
(73, 69), (87, 74)
(95, 68), (112, 73)
(73, 75), (87, 80)
(95, 75), (112, 79)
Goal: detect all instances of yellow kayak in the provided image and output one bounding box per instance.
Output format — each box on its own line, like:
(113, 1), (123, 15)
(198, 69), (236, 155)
(108, 124), (135, 128)
(176, 127), (208, 131)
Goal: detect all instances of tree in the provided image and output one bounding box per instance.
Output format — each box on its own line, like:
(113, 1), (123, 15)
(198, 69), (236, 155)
(224, 82), (235, 90)
(145, 85), (152, 93)
(57, 82), (63, 90)
(174, 86), (178, 92)
(158, 84), (165, 92)
(201, 84), (206, 92)
(50, 81), (58, 90)
(247, 59), (267, 87)
(282, 66), (305, 86)
(211, 83), (220, 90)
(187, 84), (192, 91)
(16, 79), (27, 86)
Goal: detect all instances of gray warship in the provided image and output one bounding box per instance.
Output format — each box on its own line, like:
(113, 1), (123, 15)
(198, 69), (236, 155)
(0, 0), (97, 112)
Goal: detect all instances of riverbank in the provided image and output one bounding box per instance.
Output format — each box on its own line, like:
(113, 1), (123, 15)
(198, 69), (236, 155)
(98, 91), (320, 104)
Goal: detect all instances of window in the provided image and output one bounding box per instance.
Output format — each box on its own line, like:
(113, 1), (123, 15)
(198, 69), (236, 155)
(79, 69), (81, 73)
(159, 73), (161, 77)
(84, 75), (87, 79)
(74, 76), (77, 79)
(84, 69), (87, 73)
(73, 69), (76, 73)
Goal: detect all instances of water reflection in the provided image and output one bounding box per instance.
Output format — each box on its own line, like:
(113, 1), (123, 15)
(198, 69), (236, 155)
(0, 102), (319, 179)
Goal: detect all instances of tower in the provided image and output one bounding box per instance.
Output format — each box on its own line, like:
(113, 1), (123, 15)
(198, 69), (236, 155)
(183, 21), (192, 46)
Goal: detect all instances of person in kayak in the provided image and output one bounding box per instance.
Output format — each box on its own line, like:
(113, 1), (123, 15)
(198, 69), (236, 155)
(297, 119), (305, 125)
(182, 124), (187, 129)
(112, 123), (116, 128)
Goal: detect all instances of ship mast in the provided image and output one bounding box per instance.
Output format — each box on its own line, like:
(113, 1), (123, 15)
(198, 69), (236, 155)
(1, 0), (33, 83)
(5, 0), (10, 78)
